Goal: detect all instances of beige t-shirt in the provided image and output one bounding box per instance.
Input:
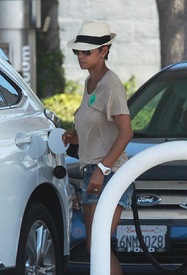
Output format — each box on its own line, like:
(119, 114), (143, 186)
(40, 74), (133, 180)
(74, 70), (130, 171)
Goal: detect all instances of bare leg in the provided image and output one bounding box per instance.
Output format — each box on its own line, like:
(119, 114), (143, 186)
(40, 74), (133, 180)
(111, 205), (123, 233)
(83, 203), (97, 251)
(111, 205), (123, 275)
(83, 203), (123, 275)
(111, 252), (123, 275)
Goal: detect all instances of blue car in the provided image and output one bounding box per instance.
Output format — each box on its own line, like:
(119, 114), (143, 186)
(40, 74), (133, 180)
(66, 61), (187, 274)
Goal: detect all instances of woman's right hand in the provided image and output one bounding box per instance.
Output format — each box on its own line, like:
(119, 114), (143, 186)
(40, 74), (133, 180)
(62, 130), (78, 146)
(87, 167), (104, 194)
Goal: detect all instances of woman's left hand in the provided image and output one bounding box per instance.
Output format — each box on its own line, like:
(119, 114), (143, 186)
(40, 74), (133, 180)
(87, 168), (104, 194)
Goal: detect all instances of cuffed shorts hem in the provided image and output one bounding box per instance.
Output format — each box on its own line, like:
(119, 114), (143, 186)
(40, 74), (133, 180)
(82, 164), (134, 209)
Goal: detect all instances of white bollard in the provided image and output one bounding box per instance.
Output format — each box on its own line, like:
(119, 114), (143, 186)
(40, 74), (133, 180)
(91, 141), (187, 275)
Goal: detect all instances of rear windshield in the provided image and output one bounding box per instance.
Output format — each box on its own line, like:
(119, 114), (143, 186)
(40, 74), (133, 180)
(129, 70), (187, 138)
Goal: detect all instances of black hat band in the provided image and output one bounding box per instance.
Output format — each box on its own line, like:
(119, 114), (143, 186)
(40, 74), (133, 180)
(75, 35), (111, 45)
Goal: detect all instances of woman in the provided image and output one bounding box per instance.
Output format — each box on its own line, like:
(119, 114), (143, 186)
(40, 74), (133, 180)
(63, 20), (133, 275)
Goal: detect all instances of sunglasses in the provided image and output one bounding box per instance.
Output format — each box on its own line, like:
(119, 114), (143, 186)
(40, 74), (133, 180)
(72, 49), (93, 56)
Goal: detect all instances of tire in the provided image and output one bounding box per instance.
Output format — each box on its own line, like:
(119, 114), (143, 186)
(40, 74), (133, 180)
(16, 202), (63, 274)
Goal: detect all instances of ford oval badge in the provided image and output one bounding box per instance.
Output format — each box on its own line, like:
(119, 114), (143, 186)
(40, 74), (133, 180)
(137, 193), (161, 206)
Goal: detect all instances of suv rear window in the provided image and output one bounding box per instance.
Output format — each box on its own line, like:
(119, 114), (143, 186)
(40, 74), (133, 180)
(130, 70), (187, 137)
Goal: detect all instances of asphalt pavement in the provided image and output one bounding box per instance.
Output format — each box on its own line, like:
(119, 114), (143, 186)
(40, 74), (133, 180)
(65, 265), (187, 275)
(65, 267), (165, 275)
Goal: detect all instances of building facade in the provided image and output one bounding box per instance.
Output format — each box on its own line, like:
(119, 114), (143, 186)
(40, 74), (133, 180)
(0, 0), (41, 91)
(58, 0), (160, 89)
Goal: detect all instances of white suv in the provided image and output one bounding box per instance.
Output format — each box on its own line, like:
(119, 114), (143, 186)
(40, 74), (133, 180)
(0, 51), (72, 274)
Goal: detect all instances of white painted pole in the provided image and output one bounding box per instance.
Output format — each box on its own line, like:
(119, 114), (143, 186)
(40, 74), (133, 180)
(91, 141), (187, 275)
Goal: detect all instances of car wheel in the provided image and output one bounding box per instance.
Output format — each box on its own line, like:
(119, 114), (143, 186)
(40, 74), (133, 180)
(16, 202), (62, 274)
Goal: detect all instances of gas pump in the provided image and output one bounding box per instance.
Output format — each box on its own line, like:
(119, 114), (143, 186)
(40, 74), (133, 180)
(0, 0), (41, 92)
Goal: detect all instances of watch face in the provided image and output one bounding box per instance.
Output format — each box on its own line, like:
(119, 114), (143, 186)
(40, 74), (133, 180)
(104, 168), (111, 175)
(98, 162), (111, 175)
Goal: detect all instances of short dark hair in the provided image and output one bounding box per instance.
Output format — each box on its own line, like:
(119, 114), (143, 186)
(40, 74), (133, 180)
(99, 45), (111, 60)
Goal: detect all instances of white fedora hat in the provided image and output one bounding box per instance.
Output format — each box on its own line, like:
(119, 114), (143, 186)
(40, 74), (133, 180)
(67, 20), (116, 51)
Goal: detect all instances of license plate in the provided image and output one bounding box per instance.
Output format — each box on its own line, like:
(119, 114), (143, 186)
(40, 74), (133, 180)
(116, 225), (167, 252)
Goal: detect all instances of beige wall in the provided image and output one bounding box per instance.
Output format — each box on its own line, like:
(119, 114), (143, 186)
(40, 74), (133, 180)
(58, 0), (160, 89)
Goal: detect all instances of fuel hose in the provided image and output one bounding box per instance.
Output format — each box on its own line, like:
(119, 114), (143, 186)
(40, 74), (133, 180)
(132, 186), (187, 274)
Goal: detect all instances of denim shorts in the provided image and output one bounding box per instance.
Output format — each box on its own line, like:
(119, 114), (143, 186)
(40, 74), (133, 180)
(82, 164), (134, 209)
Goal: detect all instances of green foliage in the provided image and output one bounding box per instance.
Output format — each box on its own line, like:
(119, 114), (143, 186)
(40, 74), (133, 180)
(37, 48), (65, 98)
(64, 79), (84, 95)
(131, 91), (162, 131)
(131, 107), (154, 130)
(42, 91), (82, 130)
(42, 76), (136, 130)
(124, 75), (136, 98)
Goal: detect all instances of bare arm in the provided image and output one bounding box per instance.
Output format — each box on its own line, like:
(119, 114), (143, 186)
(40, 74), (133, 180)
(102, 114), (133, 167)
(87, 114), (133, 193)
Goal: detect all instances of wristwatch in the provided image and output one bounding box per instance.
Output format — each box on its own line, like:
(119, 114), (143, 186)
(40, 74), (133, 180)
(97, 162), (111, 175)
